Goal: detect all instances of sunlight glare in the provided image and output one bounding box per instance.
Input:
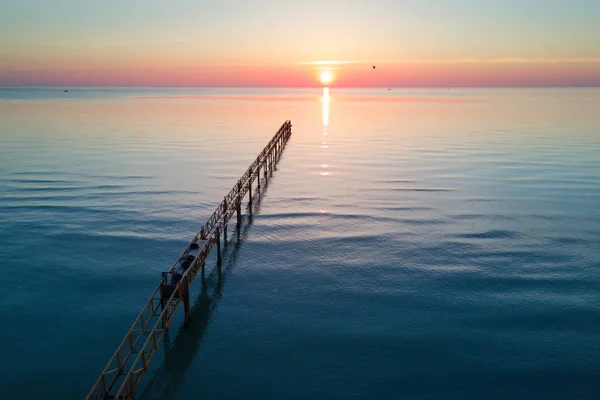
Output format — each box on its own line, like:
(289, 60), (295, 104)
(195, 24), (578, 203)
(319, 70), (335, 85)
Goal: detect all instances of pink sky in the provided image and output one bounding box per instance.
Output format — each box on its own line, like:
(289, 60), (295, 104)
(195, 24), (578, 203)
(2, 61), (600, 87)
(2, 1), (599, 87)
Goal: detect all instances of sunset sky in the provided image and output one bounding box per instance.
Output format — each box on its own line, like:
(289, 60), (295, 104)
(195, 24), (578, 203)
(1, 0), (599, 87)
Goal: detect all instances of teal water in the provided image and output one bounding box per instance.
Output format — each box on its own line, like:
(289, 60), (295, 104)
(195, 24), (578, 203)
(1, 88), (599, 399)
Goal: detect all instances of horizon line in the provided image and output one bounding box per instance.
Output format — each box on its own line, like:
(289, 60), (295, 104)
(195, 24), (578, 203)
(2, 85), (600, 89)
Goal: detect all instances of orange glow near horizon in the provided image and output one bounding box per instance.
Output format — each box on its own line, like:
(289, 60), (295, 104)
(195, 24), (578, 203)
(2, 1), (600, 88)
(1, 61), (600, 87)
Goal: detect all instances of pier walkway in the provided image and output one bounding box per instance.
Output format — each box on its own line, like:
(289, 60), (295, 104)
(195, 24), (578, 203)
(86, 121), (292, 399)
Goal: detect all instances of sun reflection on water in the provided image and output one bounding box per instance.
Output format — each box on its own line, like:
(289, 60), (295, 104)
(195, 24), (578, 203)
(322, 87), (330, 128)
(319, 87), (332, 214)
(320, 88), (330, 178)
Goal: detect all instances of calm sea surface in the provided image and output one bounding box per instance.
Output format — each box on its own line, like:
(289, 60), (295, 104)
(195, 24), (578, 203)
(1, 88), (599, 399)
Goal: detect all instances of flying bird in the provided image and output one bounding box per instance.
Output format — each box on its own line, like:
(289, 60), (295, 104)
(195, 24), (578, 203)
(372, 65), (376, 69)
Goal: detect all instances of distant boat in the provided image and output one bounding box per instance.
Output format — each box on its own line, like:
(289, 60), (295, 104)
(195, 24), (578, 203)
(64, 90), (68, 92)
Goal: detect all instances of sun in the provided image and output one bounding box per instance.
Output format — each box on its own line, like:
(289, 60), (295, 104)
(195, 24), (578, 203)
(319, 70), (335, 85)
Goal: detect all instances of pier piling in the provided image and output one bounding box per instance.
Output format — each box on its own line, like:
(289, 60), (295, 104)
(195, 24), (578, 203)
(216, 227), (222, 265)
(249, 182), (253, 205)
(183, 281), (190, 328)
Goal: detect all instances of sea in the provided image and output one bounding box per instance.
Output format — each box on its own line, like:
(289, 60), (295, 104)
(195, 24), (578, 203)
(0, 87), (599, 399)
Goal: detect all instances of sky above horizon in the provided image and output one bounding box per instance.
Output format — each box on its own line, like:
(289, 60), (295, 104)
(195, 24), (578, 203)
(1, 0), (600, 87)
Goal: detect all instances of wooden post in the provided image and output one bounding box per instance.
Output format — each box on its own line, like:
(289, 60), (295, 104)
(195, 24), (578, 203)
(216, 227), (222, 265)
(236, 201), (242, 227)
(183, 281), (191, 328)
(258, 168), (260, 189)
(224, 224), (227, 241)
(160, 273), (167, 329)
(249, 181), (252, 206)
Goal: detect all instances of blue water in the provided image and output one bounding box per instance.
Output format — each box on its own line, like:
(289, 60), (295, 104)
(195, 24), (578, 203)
(1, 88), (599, 399)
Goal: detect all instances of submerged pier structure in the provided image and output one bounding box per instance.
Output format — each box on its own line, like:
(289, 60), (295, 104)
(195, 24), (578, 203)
(86, 120), (292, 400)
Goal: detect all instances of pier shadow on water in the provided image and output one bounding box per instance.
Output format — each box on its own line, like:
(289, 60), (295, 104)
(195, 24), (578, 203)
(137, 167), (276, 400)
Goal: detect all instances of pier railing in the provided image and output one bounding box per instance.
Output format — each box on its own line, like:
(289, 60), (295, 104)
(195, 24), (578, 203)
(86, 120), (292, 400)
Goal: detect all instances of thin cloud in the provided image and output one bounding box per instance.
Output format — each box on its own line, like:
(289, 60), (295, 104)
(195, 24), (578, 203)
(105, 39), (191, 47)
(392, 57), (600, 64)
(297, 60), (365, 65)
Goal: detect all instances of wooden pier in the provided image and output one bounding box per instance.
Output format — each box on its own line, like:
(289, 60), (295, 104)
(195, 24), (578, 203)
(86, 120), (292, 400)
